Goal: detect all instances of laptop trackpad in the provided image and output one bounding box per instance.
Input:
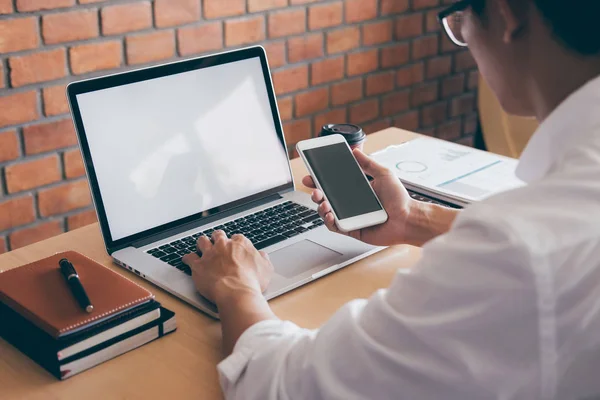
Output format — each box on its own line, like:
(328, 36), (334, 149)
(270, 240), (342, 279)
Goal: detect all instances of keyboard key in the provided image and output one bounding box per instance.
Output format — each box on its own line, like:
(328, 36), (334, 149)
(163, 246), (177, 254)
(294, 226), (308, 233)
(168, 259), (183, 266)
(148, 248), (159, 254)
(160, 253), (179, 262)
(158, 244), (170, 250)
(254, 235), (287, 250)
(282, 230), (299, 238)
(151, 251), (167, 258)
(302, 214), (321, 223)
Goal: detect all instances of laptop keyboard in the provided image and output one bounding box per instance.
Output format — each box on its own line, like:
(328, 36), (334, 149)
(146, 201), (324, 276)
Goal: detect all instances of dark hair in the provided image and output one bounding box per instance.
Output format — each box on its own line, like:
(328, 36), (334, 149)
(534, 0), (600, 55)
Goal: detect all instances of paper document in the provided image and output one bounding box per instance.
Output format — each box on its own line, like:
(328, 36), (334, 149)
(372, 137), (525, 204)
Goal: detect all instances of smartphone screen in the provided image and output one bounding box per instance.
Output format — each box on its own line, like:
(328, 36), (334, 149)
(303, 143), (383, 220)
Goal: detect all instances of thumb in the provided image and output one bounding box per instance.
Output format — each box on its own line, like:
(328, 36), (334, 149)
(353, 149), (391, 179)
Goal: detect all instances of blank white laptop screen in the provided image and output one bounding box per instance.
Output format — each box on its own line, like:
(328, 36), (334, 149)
(76, 57), (292, 241)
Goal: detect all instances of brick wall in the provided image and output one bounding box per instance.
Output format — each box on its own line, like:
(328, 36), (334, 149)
(0, 0), (478, 253)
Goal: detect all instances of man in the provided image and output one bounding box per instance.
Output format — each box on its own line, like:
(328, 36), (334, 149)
(183, 0), (600, 398)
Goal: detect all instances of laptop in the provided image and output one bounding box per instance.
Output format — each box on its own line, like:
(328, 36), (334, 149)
(67, 46), (382, 318)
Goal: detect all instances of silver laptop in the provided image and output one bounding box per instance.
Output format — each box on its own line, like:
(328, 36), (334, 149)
(67, 46), (382, 318)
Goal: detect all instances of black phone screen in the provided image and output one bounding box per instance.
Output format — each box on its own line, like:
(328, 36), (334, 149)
(303, 143), (383, 220)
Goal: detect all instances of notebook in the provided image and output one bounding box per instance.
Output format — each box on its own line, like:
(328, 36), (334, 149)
(0, 251), (154, 338)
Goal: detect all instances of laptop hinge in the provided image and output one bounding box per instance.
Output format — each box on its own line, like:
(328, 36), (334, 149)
(130, 193), (283, 249)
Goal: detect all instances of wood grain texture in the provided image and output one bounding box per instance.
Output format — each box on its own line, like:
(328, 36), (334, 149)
(0, 128), (422, 400)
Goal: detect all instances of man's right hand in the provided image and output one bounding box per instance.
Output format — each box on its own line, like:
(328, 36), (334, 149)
(303, 148), (414, 247)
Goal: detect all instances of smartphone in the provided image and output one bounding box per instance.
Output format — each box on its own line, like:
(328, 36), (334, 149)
(296, 134), (388, 232)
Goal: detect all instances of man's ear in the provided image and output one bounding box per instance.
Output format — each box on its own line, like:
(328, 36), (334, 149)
(497, 0), (529, 43)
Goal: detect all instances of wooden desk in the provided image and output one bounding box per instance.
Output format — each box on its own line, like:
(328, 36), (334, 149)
(0, 128), (423, 400)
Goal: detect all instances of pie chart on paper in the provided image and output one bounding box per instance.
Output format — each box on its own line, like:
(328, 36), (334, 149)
(396, 161), (428, 173)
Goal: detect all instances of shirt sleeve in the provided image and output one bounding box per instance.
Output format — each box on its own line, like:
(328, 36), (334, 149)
(217, 208), (544, 400)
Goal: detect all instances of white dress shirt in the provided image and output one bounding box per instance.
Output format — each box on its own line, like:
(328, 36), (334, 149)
(217, 75), (600, 400)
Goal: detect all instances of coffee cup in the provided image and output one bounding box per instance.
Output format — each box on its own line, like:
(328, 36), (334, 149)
(319, 124), (366, 151)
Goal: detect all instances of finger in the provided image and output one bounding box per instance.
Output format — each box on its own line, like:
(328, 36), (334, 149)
(311, 189), (324, 204)
(259, 250), (270, 261)
(302, 175), (316, 189)
(353, 149), (391, 179)
(212, 230), (227, 243)
(318, 200), (332, 220)
(323, 211), (341, 234)
(182, 252), (200, 266)
(196, 235), (212, 253)
(231, 233), (247, 242)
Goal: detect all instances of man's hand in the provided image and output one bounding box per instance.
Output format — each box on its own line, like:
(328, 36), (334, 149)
(303, 149), (413, 246)
(182, 230), (274, 304)
(303, 148), (460, 247)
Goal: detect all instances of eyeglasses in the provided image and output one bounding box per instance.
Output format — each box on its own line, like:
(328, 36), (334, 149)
(438, 0), (472, 47)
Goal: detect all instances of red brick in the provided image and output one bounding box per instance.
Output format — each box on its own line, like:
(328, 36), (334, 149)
(0, 0), (13, 14)
(411, 82), (438, 106)
(421, 102), (447, 126)
(412, 35), (439, 59)
(67, 209), (97, 230)
(269, 9), (306, 39)
(272, 65), (308, 95)
(426, 55), (452, 78)
(0, 237), (5, 254)
(311, 56), (344, 85)
(420, 127), (436, 137)
(278, 96), (293, 121)
(426, 9), (442, 32)
(451, 93), (476, 116)
(0, 17), (39, 53)
(457, 135), (475, 147)
(382, 90), (410, 117)
(366, 71), (395, 96)
(225, 16), (265, 47)
(9, 49), (66, 87)
(455, 51), (477, 71)
(0, 131), (19, 162)
(42, 9), (98, 45)
(309, 2), (343, 30)
(413, 0), (440, 9)
(70, 41), (122, 75)
(327, 26), (360, 54)
(442, 74), (465, 97)
(127, 30), (175, 65)
(64, 149), (85, 178)
(363, 119), (392, 134)
(264, 41), (286, 68)
(464, 113), (478, 136)
(288, 146), (299, 159)
(283, 118), (312, 144)
(39, 180), (92, 217)
(178, 23), (222, 56)
(468, 70), (479, 89)
(155, 0), (200, 28)
(23, 119), (77, 155)
(347, 49), (378, 76)
(248, 0), (287, 12)
(0, 196), (35, 231)
(394, 110), (419, 131)
(381, 0), (409, 15)
(288, 33), (323, 63)
(43, 84), (69, 116)
(0, 63), (3, 89)
(345, 0), (378, 23)
(397, 62), (424, 87)
(362, 20), (393, 46)
(295, 87), (329, 117)
(381, 43), (410, 68)
(436, 118), (462, 141)
(350, 99), (380, 124)
(204, 0), (245, 19)
(5, 155), (61, 193)
(314, 108), (347, 133)
(102, 2), (152, 36)
(9, 221), (63, 250)
(16, 0), (73, 12)
(0, 91), (39, 128)
(395, 13), (423, 39)
(331, 78), (363, 106)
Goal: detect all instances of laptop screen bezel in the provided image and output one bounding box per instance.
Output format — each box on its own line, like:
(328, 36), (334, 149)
(67, 46), (294, 253)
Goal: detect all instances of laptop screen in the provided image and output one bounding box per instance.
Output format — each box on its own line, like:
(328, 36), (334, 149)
(75, 56), (292, 241)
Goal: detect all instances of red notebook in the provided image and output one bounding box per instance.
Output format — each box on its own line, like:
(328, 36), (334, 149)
(0, 251), (154, 338)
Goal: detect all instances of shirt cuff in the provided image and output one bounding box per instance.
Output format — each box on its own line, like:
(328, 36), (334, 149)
(217, 320), (301, 387)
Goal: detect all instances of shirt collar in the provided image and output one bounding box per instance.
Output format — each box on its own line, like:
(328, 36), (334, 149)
(516, 74), (600, 183)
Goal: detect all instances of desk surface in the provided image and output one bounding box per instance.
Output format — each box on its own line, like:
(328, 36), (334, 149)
(0, 127), (422, 400)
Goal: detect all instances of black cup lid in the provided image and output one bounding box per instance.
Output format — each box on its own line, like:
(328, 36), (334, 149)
(320, 124), (366, 144)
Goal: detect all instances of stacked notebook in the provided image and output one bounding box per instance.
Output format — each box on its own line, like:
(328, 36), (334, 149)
(0, 251), (176, 380)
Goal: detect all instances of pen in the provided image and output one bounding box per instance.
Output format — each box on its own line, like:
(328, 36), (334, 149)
(59, 258), (94, 313)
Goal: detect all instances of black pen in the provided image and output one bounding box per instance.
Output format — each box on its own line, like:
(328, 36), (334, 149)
(59, 258), (94, 313)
